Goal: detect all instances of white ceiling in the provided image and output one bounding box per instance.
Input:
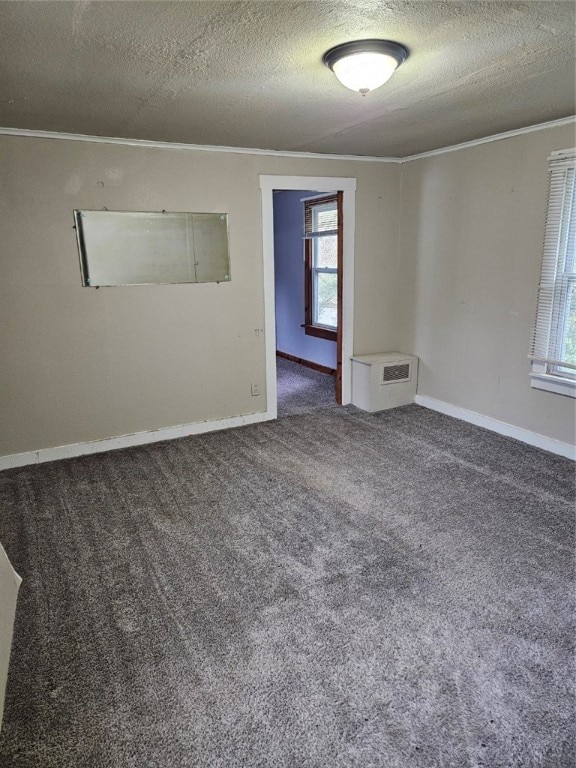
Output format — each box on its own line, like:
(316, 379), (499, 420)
(0, 1), (574, 157)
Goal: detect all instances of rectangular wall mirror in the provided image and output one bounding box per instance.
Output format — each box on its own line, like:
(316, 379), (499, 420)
(74, 210), (231, 286)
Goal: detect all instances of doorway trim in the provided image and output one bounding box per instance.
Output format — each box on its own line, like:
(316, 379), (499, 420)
(259, 175), (357, 419)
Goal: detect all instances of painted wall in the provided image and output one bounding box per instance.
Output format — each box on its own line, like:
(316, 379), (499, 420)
(398, 123), (576, 446)
(6, 125), (569, 459)
(273, 190), (336, 369)
(0, 135), (401, 458)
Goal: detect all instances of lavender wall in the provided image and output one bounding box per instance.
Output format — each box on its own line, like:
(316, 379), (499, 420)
(273, 190), (337, 369)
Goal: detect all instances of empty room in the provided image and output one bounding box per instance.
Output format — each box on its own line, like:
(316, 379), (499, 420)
(0, 2), (574, 766)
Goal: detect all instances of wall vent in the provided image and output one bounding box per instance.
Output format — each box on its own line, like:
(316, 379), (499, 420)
(351, 352), (418, 412)
(382, 362), (411, 384)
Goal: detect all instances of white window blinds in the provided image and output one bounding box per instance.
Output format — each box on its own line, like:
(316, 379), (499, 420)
(304, 197), (338, 239)
(530, 148), (576, 373)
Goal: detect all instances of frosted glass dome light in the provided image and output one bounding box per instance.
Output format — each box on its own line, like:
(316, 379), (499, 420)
(323, 39), (408, 95)
(332, 52), (399, 93)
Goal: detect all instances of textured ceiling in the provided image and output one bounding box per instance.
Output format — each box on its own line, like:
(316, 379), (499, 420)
(0, 1), (574, 157)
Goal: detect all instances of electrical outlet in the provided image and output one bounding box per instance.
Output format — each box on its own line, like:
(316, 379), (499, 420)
(251, 383), (261, 396)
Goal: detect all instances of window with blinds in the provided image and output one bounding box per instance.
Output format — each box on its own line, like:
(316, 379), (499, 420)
(303, 194), (340, 339)
(304, 198), (338, 239)
(530, 148), (576, 397)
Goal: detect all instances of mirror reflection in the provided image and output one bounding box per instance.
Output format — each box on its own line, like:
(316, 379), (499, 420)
(74, 210), (230, 286)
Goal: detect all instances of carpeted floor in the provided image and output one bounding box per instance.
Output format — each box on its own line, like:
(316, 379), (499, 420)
(0, 405), (574, 767)
(276, 356), (336, 417)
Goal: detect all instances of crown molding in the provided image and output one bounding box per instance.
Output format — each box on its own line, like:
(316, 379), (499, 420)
(401, 116), (576, 162)
(0, 127), (401, 163)
(0, 116), (573, 164)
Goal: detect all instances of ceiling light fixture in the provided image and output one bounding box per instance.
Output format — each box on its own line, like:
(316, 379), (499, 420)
(323, 39), (408, 95)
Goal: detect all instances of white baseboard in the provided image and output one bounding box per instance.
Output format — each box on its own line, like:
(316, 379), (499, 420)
(0, 410), (274, 472)
(3, 398), (573, 470)
(414, 395), (575, 460)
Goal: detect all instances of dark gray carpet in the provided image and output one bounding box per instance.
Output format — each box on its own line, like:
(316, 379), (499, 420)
(0, 405), (574, 768)
(276, 356), (336, 417)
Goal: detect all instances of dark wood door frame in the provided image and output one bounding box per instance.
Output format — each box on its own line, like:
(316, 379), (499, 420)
(300, 191), (344, 404)
(335, 190), (343, 404)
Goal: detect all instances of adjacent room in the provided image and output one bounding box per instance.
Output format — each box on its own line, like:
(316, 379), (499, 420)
(274, 188), (339, 417)
(0, 2), (574, 766)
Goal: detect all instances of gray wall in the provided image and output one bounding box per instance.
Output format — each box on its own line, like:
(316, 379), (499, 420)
(398, 123), (576, 446)
(0, 135), (401, 457)
(273, 190), (337, 369)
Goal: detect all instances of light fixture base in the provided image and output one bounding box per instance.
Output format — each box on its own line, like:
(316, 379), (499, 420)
(323, 39), (408, 71)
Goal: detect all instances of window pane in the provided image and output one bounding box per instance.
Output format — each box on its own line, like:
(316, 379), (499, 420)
(312, 202), (337, 233)
(314, 235), (337, 269)
(563, 171), (575, 271)
(561, 280), (576, 366)
(314, 272), (337, 328)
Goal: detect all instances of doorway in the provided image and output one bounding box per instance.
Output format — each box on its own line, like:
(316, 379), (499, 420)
(259, 175), (357, 420)
(273, 189), (340, 416)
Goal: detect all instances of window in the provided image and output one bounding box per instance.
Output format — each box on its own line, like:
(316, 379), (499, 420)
(303, 194), (341, 341)
(530, 149), (576, 397)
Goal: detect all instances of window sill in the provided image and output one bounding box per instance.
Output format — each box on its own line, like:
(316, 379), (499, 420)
(530, 371), (576, 398)
(303, 324), (337, 342)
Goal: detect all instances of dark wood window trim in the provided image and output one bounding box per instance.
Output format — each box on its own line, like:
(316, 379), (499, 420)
(304, 194), (340, 344)
(302, 322), (337, 341)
